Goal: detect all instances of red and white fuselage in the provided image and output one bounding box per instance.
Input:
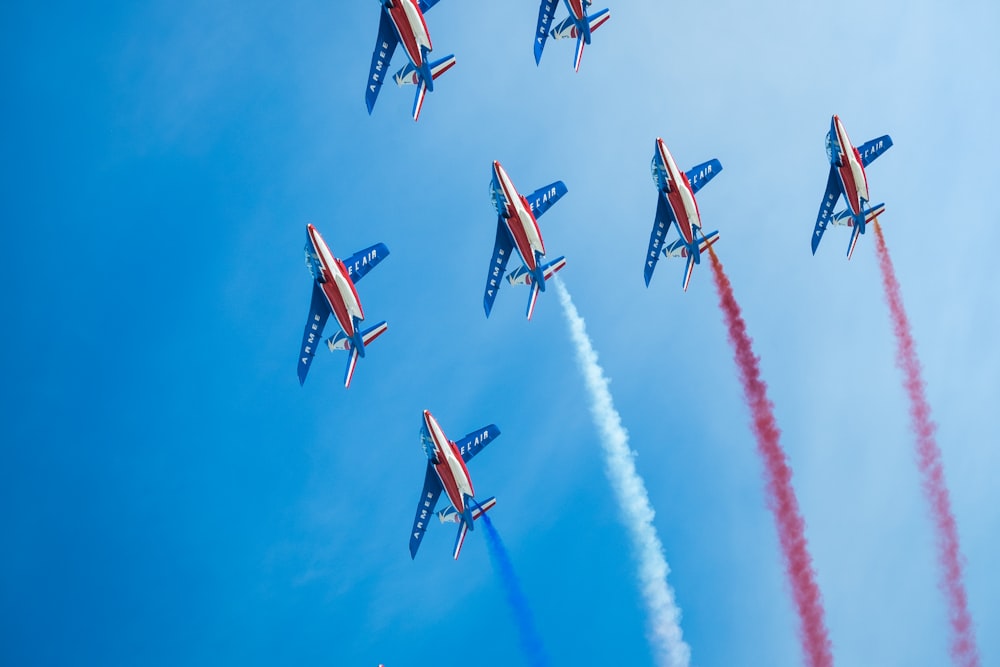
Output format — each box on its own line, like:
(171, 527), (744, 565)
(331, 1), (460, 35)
(385, 0), (433, 70)
(565, 0), (587, 20)
(307, 223), (364, 339)
(832, 114), (870, 216)
(655, 137), (702, 246)
(423, 410), (475, 516)
(493, 160), (546, 272)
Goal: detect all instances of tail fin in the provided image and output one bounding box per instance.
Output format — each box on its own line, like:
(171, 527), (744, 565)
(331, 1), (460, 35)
(344, 347), (360, 388)
(450, 496), (497, 559)
(846, 222), (863, 261)
(329, 321), (388, 388)
(395, 55), (456, 122)
(573, 34), (585, 72)
(682, 252), (696, 292)
(526, 281), (542, 320)
(411, 80), (428, 122)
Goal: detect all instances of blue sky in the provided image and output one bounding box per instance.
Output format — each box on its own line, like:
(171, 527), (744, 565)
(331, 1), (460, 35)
(2, 1), (998, 665)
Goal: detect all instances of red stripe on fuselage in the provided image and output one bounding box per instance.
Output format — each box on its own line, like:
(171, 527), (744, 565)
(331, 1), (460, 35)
(497, 175), (540, 271)
(387, 1), (430, 68)
(566, 0), (586, 19)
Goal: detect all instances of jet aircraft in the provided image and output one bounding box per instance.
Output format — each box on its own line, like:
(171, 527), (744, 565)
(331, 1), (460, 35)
(534, 0), (611, 71)
(483, 161), (568, 320)
(811, 114), (892, 259)
(297, 224), (389, 388)
(644, 137), (722, 291)
(409, 410), (501, 560)
(365, 0), (457, 121)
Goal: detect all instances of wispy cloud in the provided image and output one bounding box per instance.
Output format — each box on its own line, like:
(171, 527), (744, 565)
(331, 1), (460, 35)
(554, 278), (691, 667)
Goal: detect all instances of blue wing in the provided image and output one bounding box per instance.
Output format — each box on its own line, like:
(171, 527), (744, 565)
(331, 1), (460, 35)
(409, 462), (444, 559)
(685, 159), (723, 196)
(525, 180), (568, 219)
(811, 166), (841, 255)
(534, 0), (559, 64)
(418, 0), (442, 11)
(297, 282), (331, 385)
(343, 242), (389, 285)
(644, 194), (676, 286)
(455, 424), (501, 463)
(484, 219), (514, 317)
(366, 10), (399, 114)
(857, 135), (893, 168)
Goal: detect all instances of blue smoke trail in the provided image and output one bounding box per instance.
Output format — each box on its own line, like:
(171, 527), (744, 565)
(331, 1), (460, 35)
(480, 514), (550, 667)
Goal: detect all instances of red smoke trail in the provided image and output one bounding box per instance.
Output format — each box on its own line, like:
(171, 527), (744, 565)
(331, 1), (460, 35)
(872, 221), (979, 667)
(707, 248), (833, 667)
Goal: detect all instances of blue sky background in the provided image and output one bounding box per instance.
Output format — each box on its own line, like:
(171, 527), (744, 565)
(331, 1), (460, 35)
(2, 1), (998, 665)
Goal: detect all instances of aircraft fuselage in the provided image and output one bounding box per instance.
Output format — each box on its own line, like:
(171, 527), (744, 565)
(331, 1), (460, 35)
(423, 410), (475, 516)
(307, 224), (364, 339)
(655, 137), (702, 247)
(493, 161), (546, 272)
(831, 114), (869, 216)
(384, 0), (432, 69)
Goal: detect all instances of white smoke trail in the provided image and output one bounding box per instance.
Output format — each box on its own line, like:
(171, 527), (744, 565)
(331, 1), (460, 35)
(554, 279), (691, 667)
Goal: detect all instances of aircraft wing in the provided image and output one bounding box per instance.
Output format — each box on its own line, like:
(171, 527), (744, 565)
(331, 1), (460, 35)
(811, 166), (841, 255)
(685, 159), (723, 195)
(409, 462), (444, 559)
(297, 282), (332, 385)
(343, 242), (390, 285)
(525, 180), (568, 219)
(365, 10), (400, 114)
(455, 424), (501, 463)
(644, 194), (676, 286)
(533, 0), (559, 64)
(857, 135), (893, 168)
(484, 219), (514, 317)
(418, 0), (442, 11)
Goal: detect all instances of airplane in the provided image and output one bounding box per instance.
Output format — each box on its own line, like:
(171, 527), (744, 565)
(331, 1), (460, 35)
(297, 224), (389, 388)
(365, 0), (457, 121)
(483, 160), (568, 320)
(534, 0), (611, 71)
(811, 114), (892, 259)
(644, 137), (723, 291)
(409, 410), (501, 560)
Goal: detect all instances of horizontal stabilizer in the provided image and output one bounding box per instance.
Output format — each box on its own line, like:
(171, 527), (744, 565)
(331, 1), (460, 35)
(506, 255), (567, 285)
(394, 54), (456, 86)
(439, 496), (497, 523)
(327, 320), (388, 351)
(831, 202), (885, 227)
(662, 230), (719, 258)
(550, 9), (609, 41)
